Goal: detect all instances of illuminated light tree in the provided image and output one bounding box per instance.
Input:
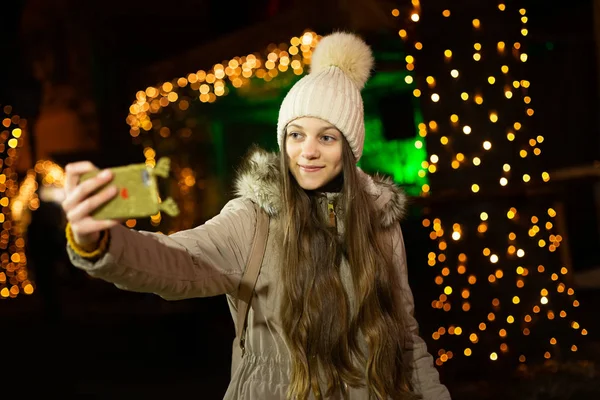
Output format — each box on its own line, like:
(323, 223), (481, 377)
(392, 1), (588, 374)
(0, 104), (67, 301)
(0, 104), (34, 299)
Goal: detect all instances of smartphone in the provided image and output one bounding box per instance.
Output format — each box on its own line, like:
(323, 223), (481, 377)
(80, 158), (179, 220)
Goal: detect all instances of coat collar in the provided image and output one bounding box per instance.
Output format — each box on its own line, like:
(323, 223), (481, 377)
(233, 147), (407, 227)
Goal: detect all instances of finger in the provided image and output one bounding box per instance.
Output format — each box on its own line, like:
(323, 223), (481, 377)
(66, 185), (118, 223)
(64, 161), (98, 194)
(71, 217), (121, 236)
(62, 169), (114, 212)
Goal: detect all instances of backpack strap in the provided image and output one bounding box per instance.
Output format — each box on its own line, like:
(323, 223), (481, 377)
(236, 202), (270, 356)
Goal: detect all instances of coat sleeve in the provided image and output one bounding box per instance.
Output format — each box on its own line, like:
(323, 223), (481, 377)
(66, 197), (257, 301)
(392, 224), (452, 400)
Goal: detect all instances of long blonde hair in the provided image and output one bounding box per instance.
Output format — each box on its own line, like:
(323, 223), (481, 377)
(279, 137), (416, 399)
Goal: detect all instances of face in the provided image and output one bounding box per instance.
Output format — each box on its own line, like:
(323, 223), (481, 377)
(285, 117), (343, 191)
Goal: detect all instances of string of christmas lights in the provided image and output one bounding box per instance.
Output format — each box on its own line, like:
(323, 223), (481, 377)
(126, 31), (319, 140)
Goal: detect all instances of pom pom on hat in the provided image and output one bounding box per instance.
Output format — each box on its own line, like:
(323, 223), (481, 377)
(310, 32), (374, 89)
(277, 32), (374, 161)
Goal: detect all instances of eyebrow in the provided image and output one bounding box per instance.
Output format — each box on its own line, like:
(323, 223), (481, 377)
(287, 123), (339, 134)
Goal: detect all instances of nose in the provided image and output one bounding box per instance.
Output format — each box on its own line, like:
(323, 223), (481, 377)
(300, 137), (319, 160)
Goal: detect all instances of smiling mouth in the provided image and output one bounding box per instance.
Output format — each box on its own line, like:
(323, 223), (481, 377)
(299, 165), (324, 172)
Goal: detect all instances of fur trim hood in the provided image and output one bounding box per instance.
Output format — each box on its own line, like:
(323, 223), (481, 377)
(233, 147), (407, 227)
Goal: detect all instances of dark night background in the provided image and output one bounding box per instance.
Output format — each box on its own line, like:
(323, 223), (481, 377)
(1, 0), (599, 398)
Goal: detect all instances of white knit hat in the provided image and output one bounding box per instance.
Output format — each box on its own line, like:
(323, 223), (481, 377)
(277, 32), (374, 162)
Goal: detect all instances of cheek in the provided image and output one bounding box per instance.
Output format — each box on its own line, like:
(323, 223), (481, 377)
(331, 145), (343, 170)
(285, 141), (293, 156)
(286, 142), (300, 160)
(334, 159), (343, 175)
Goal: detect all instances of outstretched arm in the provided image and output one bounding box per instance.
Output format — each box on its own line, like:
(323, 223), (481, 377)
(67, 198), (257, 300)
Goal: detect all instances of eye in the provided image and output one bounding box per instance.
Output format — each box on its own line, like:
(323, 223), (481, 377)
(288, 131), (302, 139)
(321, 135), (337, 142)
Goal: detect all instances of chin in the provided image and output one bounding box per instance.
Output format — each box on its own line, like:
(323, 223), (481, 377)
(297, 180), (323, 191)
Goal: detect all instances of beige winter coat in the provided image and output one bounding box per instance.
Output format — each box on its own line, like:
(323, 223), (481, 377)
(67, 149), (451, 399)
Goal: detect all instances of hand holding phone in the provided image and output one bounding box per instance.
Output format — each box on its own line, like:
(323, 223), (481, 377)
(61, 157), (180, 250)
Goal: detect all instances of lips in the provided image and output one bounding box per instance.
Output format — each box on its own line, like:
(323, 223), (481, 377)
(299, 165), (324, 172)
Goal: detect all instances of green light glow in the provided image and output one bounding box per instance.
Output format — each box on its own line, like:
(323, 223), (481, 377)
(360, 116), (428, 197)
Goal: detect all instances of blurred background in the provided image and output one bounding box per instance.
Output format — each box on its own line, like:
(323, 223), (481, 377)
(1, 0), (599, 398)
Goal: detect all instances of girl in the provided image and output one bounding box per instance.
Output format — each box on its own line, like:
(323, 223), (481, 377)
(62, 32), (451, 399)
